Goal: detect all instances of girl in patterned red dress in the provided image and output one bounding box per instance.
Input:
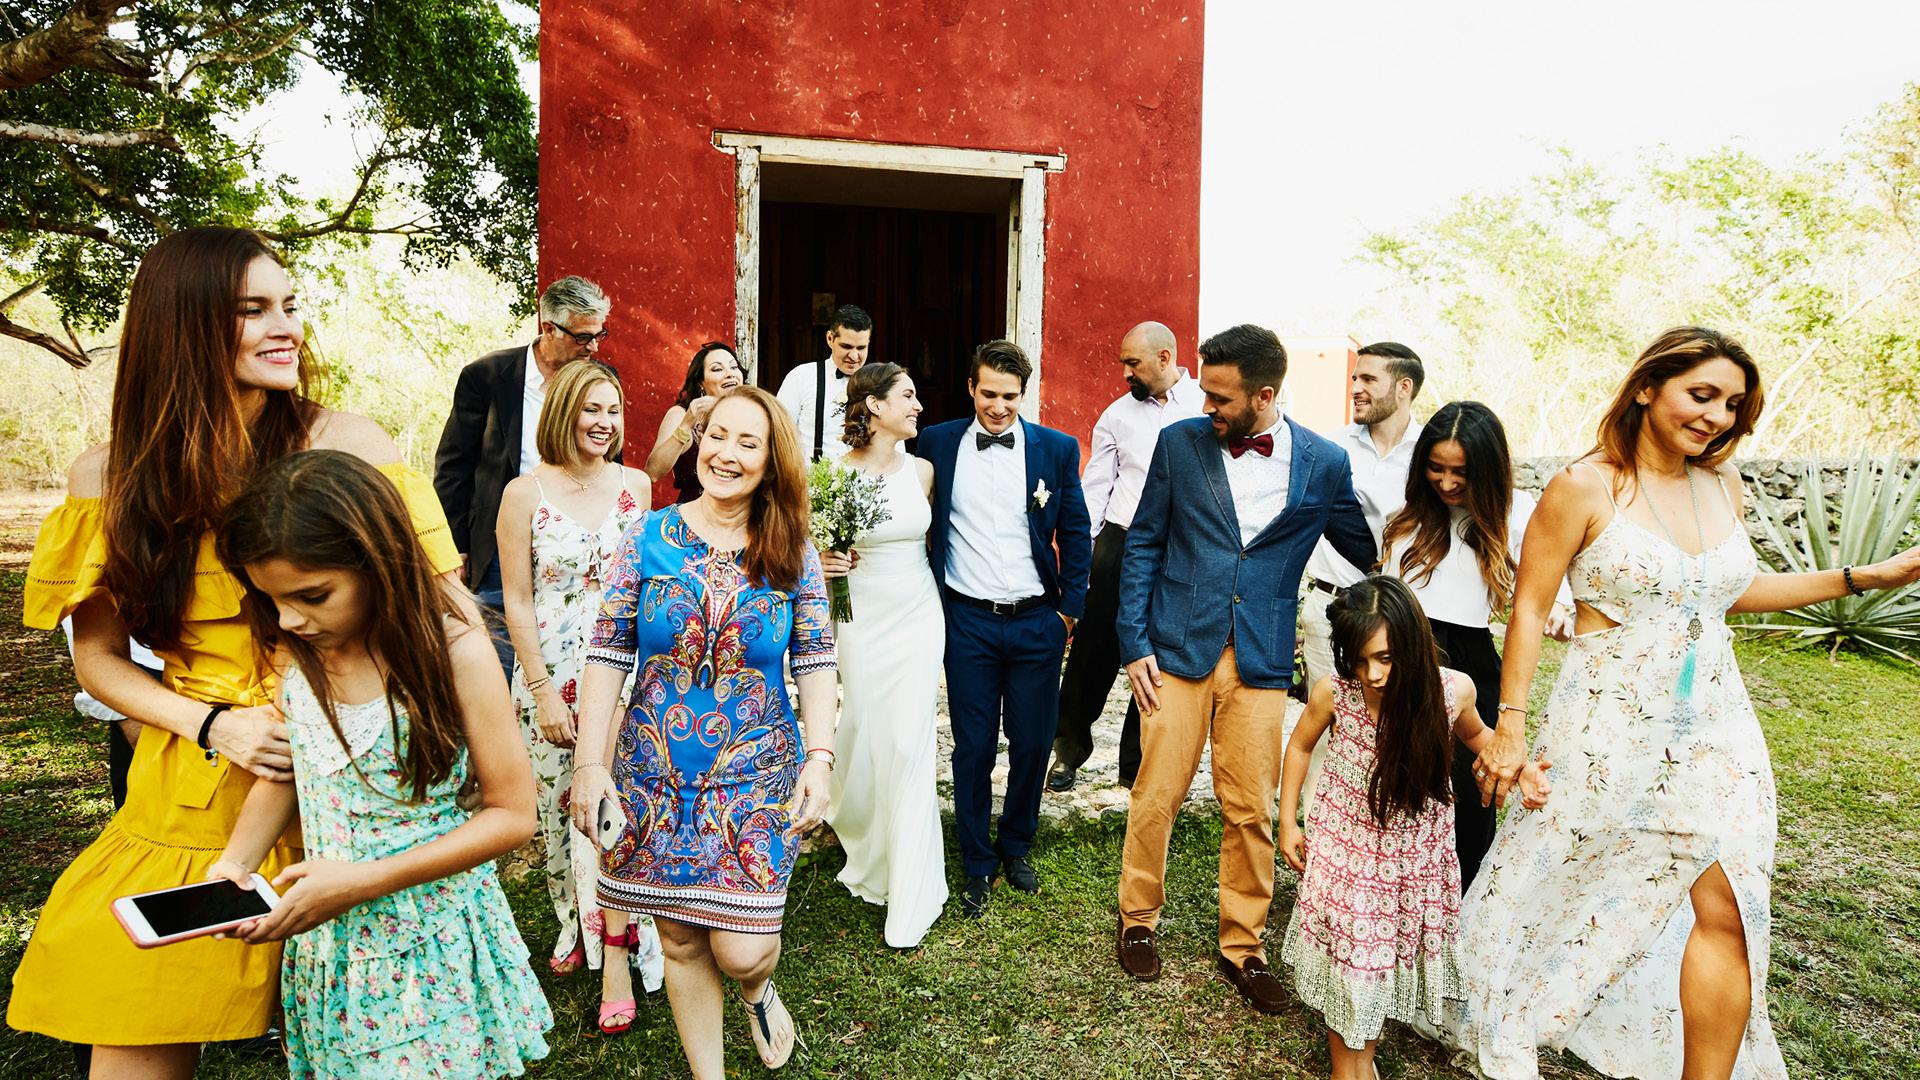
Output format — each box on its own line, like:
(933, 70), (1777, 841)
(1277, 576), (1550, 1080)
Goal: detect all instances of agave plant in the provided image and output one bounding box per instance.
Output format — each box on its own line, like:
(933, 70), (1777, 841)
(1741, 454), (1920, 662)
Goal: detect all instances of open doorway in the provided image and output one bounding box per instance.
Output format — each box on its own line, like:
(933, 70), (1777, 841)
(716, 132), (1064, 422)
(757, 162), (1011, 427)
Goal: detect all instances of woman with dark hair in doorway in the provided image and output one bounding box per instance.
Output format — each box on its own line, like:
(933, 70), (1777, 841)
(1378, 400), (1570, 889)
(645, 341), (746, 503)
(1447, 327), (1920, 1079)
(8, 226), (463, 1079)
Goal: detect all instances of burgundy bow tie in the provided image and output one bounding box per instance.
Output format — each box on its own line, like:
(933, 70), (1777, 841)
(1227, 433), (1274, 459)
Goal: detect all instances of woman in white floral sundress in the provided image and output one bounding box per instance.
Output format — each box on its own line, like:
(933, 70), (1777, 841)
(1451, 327), (1920, 1080)
(498, 361), (664, 1032)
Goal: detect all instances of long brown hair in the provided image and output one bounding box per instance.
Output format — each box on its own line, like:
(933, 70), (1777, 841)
(1381, 401), (1517, 612)
(708, 386), (810, 591)
(1328, 576), (1454, 828)
(104, 227), (320, 651)
(1589, 326), (1764, 500)
(217, 451), (466, 801)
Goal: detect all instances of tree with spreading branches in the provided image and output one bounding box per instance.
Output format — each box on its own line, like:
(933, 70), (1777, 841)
(0, 0), (537, 367)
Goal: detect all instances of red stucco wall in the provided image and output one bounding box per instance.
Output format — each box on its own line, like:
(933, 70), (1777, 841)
(539, 0), (1204, 480)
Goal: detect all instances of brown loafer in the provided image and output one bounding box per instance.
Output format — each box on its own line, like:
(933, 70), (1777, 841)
(1216, 953), (1287, 1014)
(1117, 920), (1161, 981)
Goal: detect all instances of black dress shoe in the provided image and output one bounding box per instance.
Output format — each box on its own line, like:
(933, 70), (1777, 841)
(1001, 856), (1040, 894)
(1046, 762), (1077, 792)
(961, 875), (992, 918)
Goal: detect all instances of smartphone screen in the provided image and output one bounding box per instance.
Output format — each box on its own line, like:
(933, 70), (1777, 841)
(131, 880), (272, 938)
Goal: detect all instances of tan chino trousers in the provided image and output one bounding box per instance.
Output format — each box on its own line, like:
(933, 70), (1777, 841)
(1118, 645), (1289, 963)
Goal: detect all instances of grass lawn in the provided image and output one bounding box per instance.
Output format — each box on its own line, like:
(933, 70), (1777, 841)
(3, 506), (1918, 1076)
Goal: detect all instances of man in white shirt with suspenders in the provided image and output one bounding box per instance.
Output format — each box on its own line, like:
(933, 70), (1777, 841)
(776, 304), (873, 461)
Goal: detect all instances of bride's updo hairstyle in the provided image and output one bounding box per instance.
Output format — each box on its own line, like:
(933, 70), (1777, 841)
(842, 362), (907, 449)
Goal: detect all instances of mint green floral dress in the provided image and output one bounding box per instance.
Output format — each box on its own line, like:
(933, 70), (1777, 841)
(281, 664), (552, 1079)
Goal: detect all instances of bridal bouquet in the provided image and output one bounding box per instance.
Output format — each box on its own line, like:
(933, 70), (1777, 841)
(807, 457), (892, 623)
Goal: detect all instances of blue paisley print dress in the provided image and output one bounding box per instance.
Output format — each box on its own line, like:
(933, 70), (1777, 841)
(586, 507), (836, 933)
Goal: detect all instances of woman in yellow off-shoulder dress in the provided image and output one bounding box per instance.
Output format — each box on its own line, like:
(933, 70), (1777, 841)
(7, 227), (463, 1080)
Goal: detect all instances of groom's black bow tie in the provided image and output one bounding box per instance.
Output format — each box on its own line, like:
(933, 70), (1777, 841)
(975, 430), (1015, 451)
(834, 366), (849, 380)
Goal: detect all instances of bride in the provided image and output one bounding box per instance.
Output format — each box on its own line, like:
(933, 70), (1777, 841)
(818, 361), (949, 947)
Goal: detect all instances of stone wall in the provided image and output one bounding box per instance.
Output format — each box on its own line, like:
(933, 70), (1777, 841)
(1513, 457), (1920, 566)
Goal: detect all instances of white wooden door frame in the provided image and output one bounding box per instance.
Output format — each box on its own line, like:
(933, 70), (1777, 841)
(714, 132), (1064, 416)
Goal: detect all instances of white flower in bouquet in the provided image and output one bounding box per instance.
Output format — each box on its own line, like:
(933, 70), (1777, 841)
(807, 457), (893, 622)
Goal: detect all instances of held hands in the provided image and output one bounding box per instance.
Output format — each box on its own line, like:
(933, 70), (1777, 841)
(788, 758), (832, 836)
(1473, 722), (1530, 809)
(1515, 759), (1554, 810)
(214, 859), (376, 944)
(1278, 821), (1307, 873)
(533, 686), (576, 748)
(818, 550), (859, 579)
(212, 704), (293, 782)
(1125, 654), (1163, 716)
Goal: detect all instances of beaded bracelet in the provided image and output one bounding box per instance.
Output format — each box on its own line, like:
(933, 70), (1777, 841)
(1842, 564), (1865, 596)
(526, 675), (552, 693)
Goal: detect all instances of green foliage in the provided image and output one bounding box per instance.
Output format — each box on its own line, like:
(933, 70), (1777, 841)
(1362, 86), (1920, 456)
(0, 0), (537, 364)
(1743, 455), (1920, 662)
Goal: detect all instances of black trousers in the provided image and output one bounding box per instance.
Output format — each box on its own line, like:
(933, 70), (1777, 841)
(1052, 522), (1141, 784)
(1428, 616), (1502, 891)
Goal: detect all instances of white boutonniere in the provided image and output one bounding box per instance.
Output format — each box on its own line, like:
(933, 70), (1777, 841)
(1030, 478), (1051, 511)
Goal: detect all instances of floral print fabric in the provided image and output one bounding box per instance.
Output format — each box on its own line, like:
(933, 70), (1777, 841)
(1281, 672), (1464, 1049)
(280, 665), (551, 1079)
(586, 506), (835, 933)
(509, 484), (661, 982)
(1442, 470), (1788, 1080)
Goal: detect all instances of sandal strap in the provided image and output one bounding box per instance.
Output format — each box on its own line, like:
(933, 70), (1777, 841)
(601, 925), (639, 949)
(741, 979), (777, 1043)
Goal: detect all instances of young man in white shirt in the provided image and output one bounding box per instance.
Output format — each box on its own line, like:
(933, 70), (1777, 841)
(776, 304), (872, 460)
(1048, 321), (1203, 792)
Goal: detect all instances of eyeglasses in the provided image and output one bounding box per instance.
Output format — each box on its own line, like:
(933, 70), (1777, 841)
(548, 322), (609, 346)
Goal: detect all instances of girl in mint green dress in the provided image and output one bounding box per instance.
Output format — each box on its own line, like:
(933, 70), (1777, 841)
(209, 450), (552, 1078)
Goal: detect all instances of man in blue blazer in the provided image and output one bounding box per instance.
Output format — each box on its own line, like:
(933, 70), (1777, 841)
(1111, 324), (1375, 1010)
(918, 340), (1092, 918)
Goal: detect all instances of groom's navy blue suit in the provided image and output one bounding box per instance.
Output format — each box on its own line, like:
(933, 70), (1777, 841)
(919, 416), (1092, 879)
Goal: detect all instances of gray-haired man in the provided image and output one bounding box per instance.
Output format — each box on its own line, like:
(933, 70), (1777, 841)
(434, 276), (615, 666)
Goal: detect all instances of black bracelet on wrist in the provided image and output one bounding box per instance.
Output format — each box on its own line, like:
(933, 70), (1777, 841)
(1842, 564), (1865, 596)
(197, 703), (231, 761)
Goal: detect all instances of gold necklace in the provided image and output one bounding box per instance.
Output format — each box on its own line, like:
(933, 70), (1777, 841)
(560, 463), (603, 492)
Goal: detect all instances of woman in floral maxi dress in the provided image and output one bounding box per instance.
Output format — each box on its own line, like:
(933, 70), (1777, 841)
(1454, 327), (1920, 1080)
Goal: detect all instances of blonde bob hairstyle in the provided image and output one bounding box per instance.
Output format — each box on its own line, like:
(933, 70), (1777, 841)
(536, 360), (624, 467)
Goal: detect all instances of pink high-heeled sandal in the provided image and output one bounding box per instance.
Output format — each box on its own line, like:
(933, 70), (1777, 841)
(596, 925), (639, 1035)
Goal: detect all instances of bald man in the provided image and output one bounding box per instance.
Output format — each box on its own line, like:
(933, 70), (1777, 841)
(1049, 322), (1205, 791)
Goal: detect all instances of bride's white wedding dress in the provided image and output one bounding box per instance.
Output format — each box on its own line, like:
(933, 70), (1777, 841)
(826, 457), (949, 947)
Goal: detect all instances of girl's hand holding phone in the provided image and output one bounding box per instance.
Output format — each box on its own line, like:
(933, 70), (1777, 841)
(570, 763), (615, 838)
(1278, 821), (1307, 873)
(226, 859), (376, 943)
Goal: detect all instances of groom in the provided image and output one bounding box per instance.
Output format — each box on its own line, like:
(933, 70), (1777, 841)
(1114, 324), (1375, 1010)
(919, 340), (1092, 918)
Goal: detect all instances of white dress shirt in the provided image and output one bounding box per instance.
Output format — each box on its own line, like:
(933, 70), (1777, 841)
(1082, 370), (1205, 530)
(945, 419), (1045, 602)
(1305, 419), (1424, 586)
(775, 360), (854, 460)
(1221, 416), (1292, 549)
(519, 346), (548, 475)
(1384, 490), (1572, 625)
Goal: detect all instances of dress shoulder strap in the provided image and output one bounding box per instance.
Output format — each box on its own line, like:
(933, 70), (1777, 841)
(1573, 460), (1618, 510)
(531, 474), (548, 501)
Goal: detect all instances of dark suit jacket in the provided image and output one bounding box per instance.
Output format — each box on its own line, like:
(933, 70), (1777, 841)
(1116, 416), (1375, 689)
(916, 416), (1093, 620)
(433, 344), (530, 586)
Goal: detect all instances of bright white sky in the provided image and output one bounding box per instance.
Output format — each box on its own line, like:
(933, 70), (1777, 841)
(250, 0), (1920, 338)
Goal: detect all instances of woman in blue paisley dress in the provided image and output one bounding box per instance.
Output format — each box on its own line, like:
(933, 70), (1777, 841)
(572, 386), (837, 1077)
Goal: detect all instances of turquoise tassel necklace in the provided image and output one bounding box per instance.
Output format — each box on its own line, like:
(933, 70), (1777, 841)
(1644, 463), (1707, 702)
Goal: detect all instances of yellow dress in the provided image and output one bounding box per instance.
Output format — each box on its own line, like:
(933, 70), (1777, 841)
(6, 463), (458, 1047)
